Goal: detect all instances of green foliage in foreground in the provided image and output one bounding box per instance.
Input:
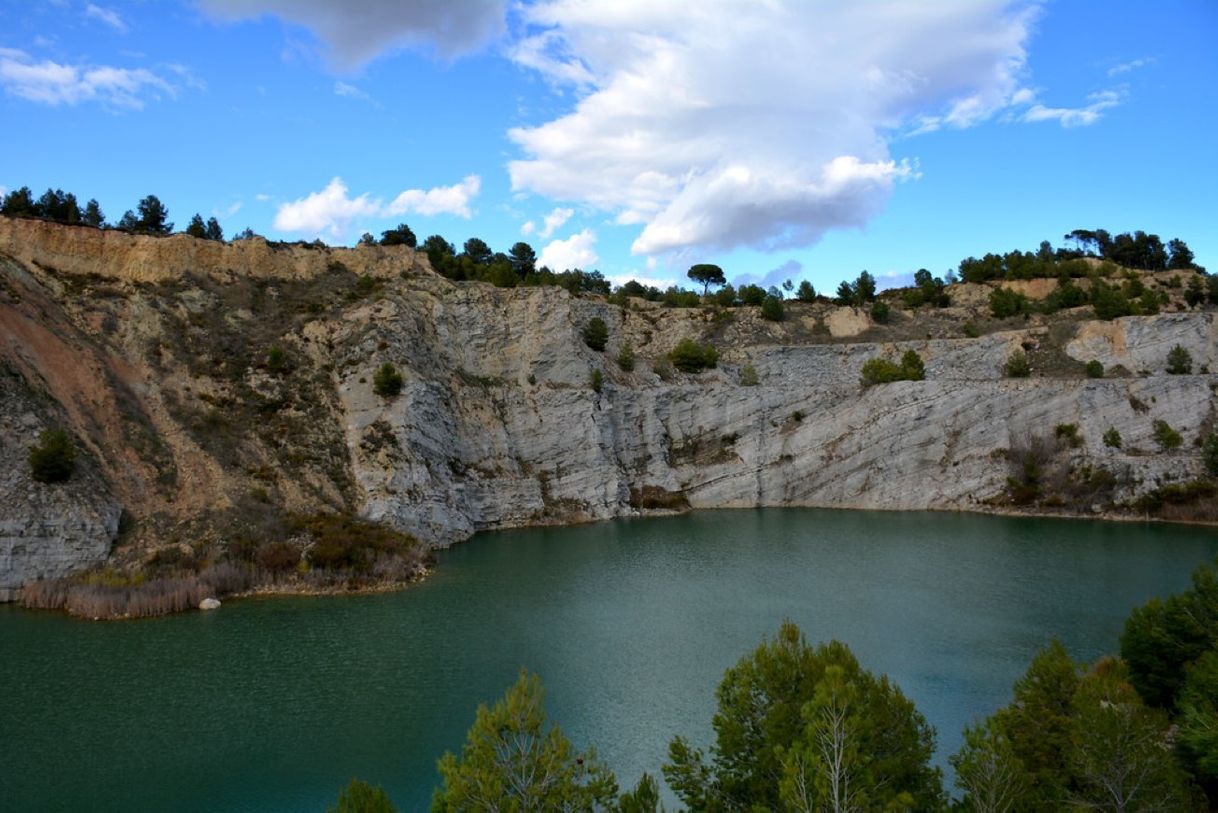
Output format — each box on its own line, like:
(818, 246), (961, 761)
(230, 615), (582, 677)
(861, 350), (925, 386)
(663, 621), (943, 811)
(327, 778), (397, 813)
(28, 428), (77, 483)
(432, 670), (618, 812)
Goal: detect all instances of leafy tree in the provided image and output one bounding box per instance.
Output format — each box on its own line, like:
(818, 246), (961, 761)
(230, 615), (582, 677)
(739, 364), (759, 386)
(204, 217), (223, 241)
(835, 280), (855, 305)
(28, 428), (77, 483)
(358, 232), (377, 246)
(795, 280), (817, 302)
(185, 213), (207, 239)
(1068, 658), (1191, 810)
(82, 198), (105, 227)
(950, 718), (1033, 813)
(686, 264), (725, 295)
(739, 284), (767, 306)
(1, 186), (38, 216)
(1185, 275), (1207, 307)
(1085, 360), (1104, 379)
(422, 235), (457, 276)
(328, 778), (397, 813)
(1120, 559), (1218, 709)
(461, 237), (493, 266)
(616, 773), (661, 813)
(854, 271), (877, 303)
(1090, 280), (1136, 320)
(1167, 238), (1196, 270)
(380, 223), (417, 247)
(668, 339), (718, 373)
(861, 358), (904, 386)
(1103, 427), (1123, 449)
(900, 350), (925, 381)
(1166, 344), (1193, 374)
(871, 300), (890, 323)
(993, 640), (1080, 806)
(582, 317), (608, 351)
(664, 622), (942, 811)
(372, 363), (404, 397)
(1003, 351), (1031, 378)
(133, 194), (172, 234)
(1177, 649), (1218, 792)
(711, 283), (738, 307)
(1152, 419), (1182, 451)
(509, 242), (537, 277)
(760, 295), (784, 322)
(432, 669), (618, 811)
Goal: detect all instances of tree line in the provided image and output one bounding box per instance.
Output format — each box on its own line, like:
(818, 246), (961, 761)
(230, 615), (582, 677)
(325, 557), (1218, 810)
(958, 230), (1200, 284)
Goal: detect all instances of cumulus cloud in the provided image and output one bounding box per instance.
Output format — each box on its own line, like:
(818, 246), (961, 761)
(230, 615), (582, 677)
(385, 175), (480, 218)
(274, 175), (481, 238)
(522, 206), (573, 238)
(731, 259), (803, 291)
(200, 0), (507, 69)
(508, 1), (1040, 257)
(0, 49), (176, 108)
(538, 228), (598, 271)
(86, 4), (128, 33)
(273, 177), (380, 237)
(1020, 89), (1123, 127)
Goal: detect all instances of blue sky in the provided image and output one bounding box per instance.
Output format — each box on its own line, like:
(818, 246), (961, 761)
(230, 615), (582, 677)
(1, 0), (1214, 292)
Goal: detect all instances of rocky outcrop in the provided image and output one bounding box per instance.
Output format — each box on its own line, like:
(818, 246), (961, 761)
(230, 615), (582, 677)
(0, 367), (122, 599)
(0, 217), (1215, 596)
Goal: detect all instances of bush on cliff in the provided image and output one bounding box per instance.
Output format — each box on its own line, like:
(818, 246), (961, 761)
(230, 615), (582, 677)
(668, 339), (718, 373)
(373, 363), (404, 397)
(28, 428), (77, 483)
(582, 317), (608, 351)
(861, 350), (924, 386)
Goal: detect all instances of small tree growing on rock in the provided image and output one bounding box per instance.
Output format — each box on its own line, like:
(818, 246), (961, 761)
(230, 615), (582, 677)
(29, 428), (77, 483)
(582, 317), (608, 351)
(1004, 350), (1031, 378)
(1166, 345), (1193, 375)
(1152, 419), (1182, 451)
(372, 363), (403, 397)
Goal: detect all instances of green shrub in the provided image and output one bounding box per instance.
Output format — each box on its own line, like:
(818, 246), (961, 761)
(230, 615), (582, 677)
(1054, 423), (1082, 448)
(1003, 350), (1031, 378)
(760, 295), (785, 322)
(372, 363), (403, 397)
(668, 339), (719, 373)
(1204, 433), (1218, 477)
(739, 364), (759, 386)
(327, 778), (397, 813)
(1152, 419), (1183, 451)
(582, 317), (608, 351)
(900, 350), (925, 381)
(871, 300), (890, 323)
(989, 287), (1029, 318)
(266, 345), (288, 374)
(1166, 344), (1193, 375)
(616, 342), (635, 372)
(962, 321), (981, 338)
(29, 428), (77, 483)
(1085, 360), (1104, 379)
(1091, 280), (1135, 320)
(653, 356), (675, 381)
(860, 350), (924, 386)
(590, 368), (603, 394)
(1103, 427), (1123, 448)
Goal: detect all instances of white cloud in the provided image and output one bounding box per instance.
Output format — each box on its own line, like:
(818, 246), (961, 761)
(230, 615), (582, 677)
(1108, 57), (1153, 77)
(732, 259), (803, 291)
(538, 228), (598, 271)
(526, 206), (574, 239)
(334, 80), (373, 103)
(1020, 89), (1123, 128)
(605, 271), (676, 290)
(274, 175), (481, 237)
(508, 1), (1040, 257)
(273, 177), (380, 237)
(200, 0), (507, 69)
(385, 175), (480, 218)
(0, 49), (176, 108)
(214, 201), (243, 218)
(254, 193), (272, 202)
(86, 4), (128, 33)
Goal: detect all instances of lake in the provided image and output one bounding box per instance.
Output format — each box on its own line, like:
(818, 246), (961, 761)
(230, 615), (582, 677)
(1, 509), (1214, 811)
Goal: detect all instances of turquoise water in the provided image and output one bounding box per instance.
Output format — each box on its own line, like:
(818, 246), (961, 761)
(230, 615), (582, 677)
(1, 509), (1215, 811)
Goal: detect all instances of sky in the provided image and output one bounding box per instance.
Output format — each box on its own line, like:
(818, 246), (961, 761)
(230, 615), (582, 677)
(1, 0), (1215, 293)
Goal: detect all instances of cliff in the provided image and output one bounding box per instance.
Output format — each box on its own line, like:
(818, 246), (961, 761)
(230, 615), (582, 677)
(1, 216), (1215, 596)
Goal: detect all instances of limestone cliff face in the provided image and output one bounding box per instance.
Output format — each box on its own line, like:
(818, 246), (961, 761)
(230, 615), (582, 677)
(0, 216), (1215, 592)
